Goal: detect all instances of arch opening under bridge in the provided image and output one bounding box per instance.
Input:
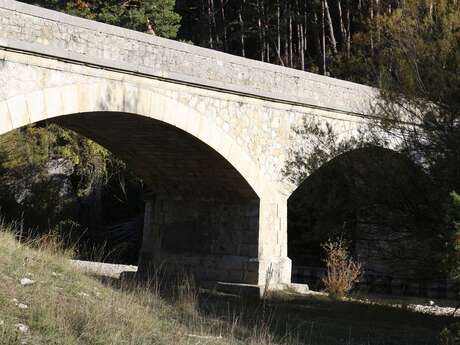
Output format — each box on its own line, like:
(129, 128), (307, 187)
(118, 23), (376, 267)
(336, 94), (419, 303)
(0, 81), (291, 288)
(287, 146), (444, 295)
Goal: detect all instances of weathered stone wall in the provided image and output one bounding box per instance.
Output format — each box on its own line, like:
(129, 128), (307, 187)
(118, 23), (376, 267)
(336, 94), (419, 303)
(0, 51), (289, 286)
(144, 196), (261, 284)
(159, 198), (259, 258)
(0, 0), (374, 115)
(0, 51), (367, 196)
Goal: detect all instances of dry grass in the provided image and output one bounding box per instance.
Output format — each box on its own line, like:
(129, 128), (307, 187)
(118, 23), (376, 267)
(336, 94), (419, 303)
(0, 224), (285, 345)
(0, 223), (452, 345)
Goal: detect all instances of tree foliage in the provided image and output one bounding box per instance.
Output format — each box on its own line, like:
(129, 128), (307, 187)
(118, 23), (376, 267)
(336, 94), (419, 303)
(372, 0), (460, 192)
(0, 123), (144, 255)
(367, 0), (460, 280)
(22, 0), (181, 38)
(446, 191), (460, 281)
(0, 124), (110, 230)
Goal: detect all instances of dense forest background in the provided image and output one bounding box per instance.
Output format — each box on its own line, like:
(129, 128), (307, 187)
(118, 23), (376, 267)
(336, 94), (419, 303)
(1, 0), (460, 285)
(176, 0), (382, 83)
(21, 0), (396, 83)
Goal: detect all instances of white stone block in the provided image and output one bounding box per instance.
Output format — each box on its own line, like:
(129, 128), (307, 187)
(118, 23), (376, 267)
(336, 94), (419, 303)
(43, 87), (63, 118)
(0, 101), (13, 135)
(61, 85), (79, 116)
(149, 93), (166, 121)
(26, 90), (46, 124)
(136, 88), (152, 117)
(7, 95), (29, 129)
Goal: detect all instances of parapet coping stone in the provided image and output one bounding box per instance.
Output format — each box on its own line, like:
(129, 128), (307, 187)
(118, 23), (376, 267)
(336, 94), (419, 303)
(0, 37), (374, 118)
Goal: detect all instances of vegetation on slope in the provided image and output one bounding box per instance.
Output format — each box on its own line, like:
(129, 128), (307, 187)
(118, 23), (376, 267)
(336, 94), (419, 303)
(0, 225), (244, 345)
(0, 224), (452, 345)
(0, 124), (144, 263)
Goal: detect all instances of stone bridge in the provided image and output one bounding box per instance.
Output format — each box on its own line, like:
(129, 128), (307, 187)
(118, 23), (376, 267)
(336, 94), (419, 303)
(0, 0), (377, 292)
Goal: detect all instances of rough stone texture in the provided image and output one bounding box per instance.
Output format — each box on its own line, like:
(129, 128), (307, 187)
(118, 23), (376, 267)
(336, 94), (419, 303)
(0, 1), (378, 289)
(138, 195), (261, 284)
(0, 0), (375, 115)
(70, 260), (137, 279)
(0, 54), (365, 195)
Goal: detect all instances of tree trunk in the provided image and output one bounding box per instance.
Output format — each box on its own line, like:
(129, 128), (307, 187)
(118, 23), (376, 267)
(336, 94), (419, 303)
(239, 0), (246, 57)
(324, 0), (338, 54)
(266, 41), (270, 63)
(277, 0), (281, 61)
(299, 22), (305, 70)
(304, 0), (308, 69)
(321, 0), (327, 75)
(208, 0), (220, 48)
(289, 7), (293, 67)
(347, 0), (351, 58)
(370, 0), (374, 52)
(257, 0), (264, 61)
(376, 0), (380, 44)
(220, 0), (228, 52)
(206, 0), (213, 48)
(338, 0), (346, 45)
(146, 18), (156, 35)
(284, 0), (289, 63)
(262, 0), (267, 62)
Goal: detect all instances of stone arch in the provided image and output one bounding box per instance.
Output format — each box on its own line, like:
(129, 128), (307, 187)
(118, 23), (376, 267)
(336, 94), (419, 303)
(287, 146), (442, 288)
(0, 80), (286, 286)
(0, 81), (266, 198)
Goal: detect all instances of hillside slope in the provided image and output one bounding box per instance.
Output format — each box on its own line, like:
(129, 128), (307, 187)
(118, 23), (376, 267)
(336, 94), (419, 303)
(0, 226), (452, 345)
(0, 228), (254, 345)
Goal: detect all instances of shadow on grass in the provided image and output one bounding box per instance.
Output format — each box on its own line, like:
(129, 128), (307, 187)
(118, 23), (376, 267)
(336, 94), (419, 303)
(93, 272), (452, 345)
(199, 290), (452, 345)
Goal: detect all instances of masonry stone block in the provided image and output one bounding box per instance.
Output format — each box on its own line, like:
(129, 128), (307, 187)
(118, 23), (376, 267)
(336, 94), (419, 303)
(61, 86), (79, 116)
(0, 101), (12, 135)
(7, 95), (29, 128)
(136, 88), (152, 116)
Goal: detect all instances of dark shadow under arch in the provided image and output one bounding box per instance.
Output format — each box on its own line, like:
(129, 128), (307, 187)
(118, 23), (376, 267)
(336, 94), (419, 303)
(53, 111), (258, 201)
(287, 146), (445, 290)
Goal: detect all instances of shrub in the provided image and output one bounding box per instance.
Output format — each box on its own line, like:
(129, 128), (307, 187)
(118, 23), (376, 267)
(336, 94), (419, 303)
(321, 237), (362, 300)
(440, 322), (460, 345)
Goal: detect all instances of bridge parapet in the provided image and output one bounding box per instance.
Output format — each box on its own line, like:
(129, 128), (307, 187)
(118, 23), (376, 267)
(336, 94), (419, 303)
(0, 0), (374, 115)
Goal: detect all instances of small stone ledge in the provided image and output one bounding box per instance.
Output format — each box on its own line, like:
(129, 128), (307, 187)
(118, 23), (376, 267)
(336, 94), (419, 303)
(215, 282), (310, 299)
(216, 282), (265, 299)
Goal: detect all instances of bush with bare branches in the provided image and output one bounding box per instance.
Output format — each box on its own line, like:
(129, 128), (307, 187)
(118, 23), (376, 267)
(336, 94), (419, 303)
(321, 237), (362, 300)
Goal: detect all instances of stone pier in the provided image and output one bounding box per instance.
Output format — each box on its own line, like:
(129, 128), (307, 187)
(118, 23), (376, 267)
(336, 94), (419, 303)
(137, 191), (291, 290)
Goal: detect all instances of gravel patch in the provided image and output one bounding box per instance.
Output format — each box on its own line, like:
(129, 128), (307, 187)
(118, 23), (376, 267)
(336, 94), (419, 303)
(408, 303), (459, 316)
